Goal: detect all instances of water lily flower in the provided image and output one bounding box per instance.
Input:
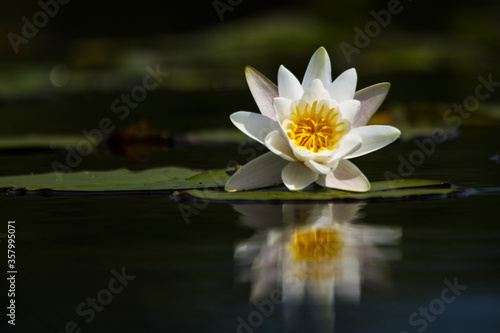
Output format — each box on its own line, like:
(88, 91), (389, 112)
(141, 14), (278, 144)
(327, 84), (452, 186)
(225, 47), (401, 192)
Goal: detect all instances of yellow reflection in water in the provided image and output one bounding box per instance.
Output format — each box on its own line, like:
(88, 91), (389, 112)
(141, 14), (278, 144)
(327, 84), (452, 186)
(290, 228), (342, 263)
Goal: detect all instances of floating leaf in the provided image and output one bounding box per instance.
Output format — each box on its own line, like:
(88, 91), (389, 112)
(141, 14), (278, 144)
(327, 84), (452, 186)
(0, 167), (471, 202)
(176, 179), (472, 203)
(0, 167), (229, 194)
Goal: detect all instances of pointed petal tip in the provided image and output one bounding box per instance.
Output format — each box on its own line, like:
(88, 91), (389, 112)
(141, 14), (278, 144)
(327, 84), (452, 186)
(316, 160), (371, 192)
(224, 178), (238, 192)
(229, 111), (279, 145)
(311, 47), (329, 63)
(320, 179), (371, 192)
(278, 65), (304, 100)
(377, 82), (391, 92)
(352, 82), (392, 127)
(244, 65), (279, 120)
(316, 46), (328, 55)
(360, 181), (371, 192)
(244, 66), (252, 78)
(303, 47), (332, 89)
(329, 68), (358, 102)
(345, 125), (402, 159)
(223, 152), (288, 191)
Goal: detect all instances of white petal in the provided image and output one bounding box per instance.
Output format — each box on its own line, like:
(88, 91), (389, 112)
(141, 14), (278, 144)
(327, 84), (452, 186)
(330, 133), (362, 162)
(288, 138), (332, 163)
(278, 65), (304, 100)
(288, 138), (316, 161)
(264, 130), (296, 162)
(245, 66), (279, 121)
(302, 47), (331, 89)
(282, 162), (318, 191)
(352, 82), (390, 128)
(225, 152), (289, 191)
(301, 79), (331, 103)
(344, 125), (401, 159)
(316, 160), (370, 192)
(230, 111), (280, 145)
(304, 160), (332, 174)
(338, 99), (360, 125)
(273, 97), (293, 124)
(328, 68), (357, 102)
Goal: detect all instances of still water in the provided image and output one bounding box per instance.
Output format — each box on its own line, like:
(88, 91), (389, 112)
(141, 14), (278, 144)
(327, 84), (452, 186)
(1, 91), (500, 332)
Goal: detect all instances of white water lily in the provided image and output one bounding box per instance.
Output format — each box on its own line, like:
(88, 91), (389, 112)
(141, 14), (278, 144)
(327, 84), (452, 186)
(225, 47), (401, 192)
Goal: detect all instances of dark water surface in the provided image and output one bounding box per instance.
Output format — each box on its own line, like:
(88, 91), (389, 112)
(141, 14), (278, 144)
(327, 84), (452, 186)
(2, 104), (500, 332)
(1, 0), (500, 331)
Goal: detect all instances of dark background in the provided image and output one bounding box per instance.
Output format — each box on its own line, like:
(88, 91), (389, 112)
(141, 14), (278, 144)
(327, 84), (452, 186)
(1, 1), (500, 333)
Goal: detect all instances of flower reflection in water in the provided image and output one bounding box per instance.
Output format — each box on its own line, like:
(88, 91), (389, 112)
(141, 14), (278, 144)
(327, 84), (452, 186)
(233, 203), (401, 332)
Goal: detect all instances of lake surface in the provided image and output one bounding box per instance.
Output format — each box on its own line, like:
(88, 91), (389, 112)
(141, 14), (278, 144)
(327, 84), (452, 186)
(2, 0), (500, 331)
(1, 88), (500, 332)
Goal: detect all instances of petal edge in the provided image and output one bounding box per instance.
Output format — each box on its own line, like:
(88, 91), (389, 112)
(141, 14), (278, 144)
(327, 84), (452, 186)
(225, 152), (289, 192)
(245, 66), (279, 121)
(353, 82), (390, 127)
(282, 162), (319, 191)
(316, 160), (370, 192)
(302, 47), (332, 89)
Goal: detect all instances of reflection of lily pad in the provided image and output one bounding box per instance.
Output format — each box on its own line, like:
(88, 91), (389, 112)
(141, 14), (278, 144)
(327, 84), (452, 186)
(177, 179), (472, 202)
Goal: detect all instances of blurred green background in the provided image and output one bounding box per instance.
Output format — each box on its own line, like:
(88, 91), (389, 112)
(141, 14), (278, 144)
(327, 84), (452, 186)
(1, 0), (499, 174)
(1, 0), (499, 113)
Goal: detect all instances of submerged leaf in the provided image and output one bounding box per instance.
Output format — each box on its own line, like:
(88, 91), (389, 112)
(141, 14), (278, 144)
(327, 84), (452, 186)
(0, 135), (93, 151)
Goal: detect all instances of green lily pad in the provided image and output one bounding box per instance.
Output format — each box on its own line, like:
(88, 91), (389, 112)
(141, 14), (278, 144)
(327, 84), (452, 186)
(176, 179), (472, 203)
(0, 167), (229, 194)
(0, 167), (471, 201)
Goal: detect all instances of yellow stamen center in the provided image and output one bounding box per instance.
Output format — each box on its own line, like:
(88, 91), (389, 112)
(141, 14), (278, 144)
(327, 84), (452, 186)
(285, 101), (344, 153)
